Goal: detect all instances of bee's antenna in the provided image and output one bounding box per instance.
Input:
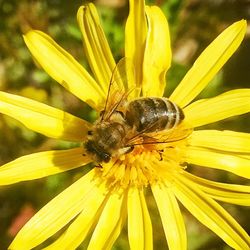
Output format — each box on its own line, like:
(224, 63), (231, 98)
(101, 57), (135, 122)
(101, 69), (115, 122)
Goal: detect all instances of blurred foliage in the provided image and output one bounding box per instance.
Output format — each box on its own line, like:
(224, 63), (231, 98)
(0, 0), (250, 249)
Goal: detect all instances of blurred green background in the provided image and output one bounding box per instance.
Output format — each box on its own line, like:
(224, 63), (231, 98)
(0, 0), (250, 249)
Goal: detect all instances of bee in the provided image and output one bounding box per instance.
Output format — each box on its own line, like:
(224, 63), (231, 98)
(84, 58), (185, 163)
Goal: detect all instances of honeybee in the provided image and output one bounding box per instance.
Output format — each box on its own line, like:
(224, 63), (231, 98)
(84, 58), (185, 163)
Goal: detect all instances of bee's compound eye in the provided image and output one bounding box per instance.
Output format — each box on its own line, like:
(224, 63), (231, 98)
(87, 130), (93, 135)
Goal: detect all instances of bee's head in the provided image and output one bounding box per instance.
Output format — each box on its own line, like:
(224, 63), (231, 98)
(84, 140), (111, 163)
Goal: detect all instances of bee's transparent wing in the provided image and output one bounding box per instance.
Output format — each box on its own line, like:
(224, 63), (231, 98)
(101, 57), (139, 121)
(147, 127), (192, 143)
(126, 126), (192, 147)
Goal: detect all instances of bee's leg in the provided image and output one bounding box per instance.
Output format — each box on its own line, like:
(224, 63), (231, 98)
(95, 164), (103, 168)
(117, 146), (134, 156)
(158, 149), (164, 161)
(125, 146), (134, 154)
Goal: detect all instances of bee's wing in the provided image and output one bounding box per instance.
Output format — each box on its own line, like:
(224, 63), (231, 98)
(147, 128), (192, 143)
(126, 126), (192, 147)
(101, 57), (139, 121)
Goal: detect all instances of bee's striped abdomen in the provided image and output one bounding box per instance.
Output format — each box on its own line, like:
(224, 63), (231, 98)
(125, 97), (184, 132)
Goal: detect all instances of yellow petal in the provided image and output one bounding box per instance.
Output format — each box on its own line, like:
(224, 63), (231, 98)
(0, 91), (90, 141)
(170, 20), (247, 107)
(44, 179), (108, 250)
(125, 0), (147, 90)
(184, 172), (250, 206)
(185, 146), (250, 179)
(0, 148), (90, 185)
(88, 189), (127, 250)
(77, 4), (116, 91)
(127, 187), (152, 250)
(151, 183), (187, 250)
(189, 130), (250, 153)
(9, 170), (106, 250)
(173, 174), (250, 249)
(142, 6), (171, 97)
(174, 175), (250, 249)
(184, 89), (250, 128)
(139, 188), (153, 250)
(23, 30), (105, 110)
(128, 187), (143, 250)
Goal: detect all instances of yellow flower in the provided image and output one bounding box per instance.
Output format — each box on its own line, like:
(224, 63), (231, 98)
(0, 1), (250, 250)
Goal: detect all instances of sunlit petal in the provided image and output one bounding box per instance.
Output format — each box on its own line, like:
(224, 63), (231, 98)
(125, 0), (147, 91)
(184, 89), (250, 128)
(139, 188), (153, 250)
(0, 91), (90, 141)
(189, 130), (250, 153)
(184, 172), (250, 206)
(128, 187), (143, 250)
(174, 174), (250, 249)
(0, 148), (90, 185)
(77, 4), (116, 91)
(152, 183), (187, 250)
(24, 30), (105, 110)
(127, 187), (153, 250)
(44, 179), (108, 250)
(87, 189), (127, 250)
(185, 145), (250, 178)
(9, 170), (107, 250)
(170, 20), (247, 108)
(142, 6), (171, 97)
